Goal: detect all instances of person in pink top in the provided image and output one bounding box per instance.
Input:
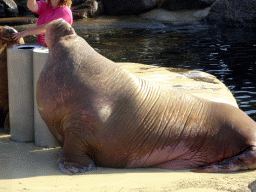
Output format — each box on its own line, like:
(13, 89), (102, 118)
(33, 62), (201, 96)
(13, 0), (73, 46)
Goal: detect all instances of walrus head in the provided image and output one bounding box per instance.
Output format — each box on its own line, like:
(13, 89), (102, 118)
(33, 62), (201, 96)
(0, 26), (25, 55)
(45, 18), (76, 49)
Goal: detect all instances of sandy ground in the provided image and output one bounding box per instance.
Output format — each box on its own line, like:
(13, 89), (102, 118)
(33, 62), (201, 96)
(1, 63), (256, 191)
(1, 129), (256, 192)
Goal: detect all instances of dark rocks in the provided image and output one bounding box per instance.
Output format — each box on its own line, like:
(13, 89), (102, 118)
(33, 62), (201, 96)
(0, 0), (18, 18)
(0, 0), (255, 26)
(100, 0), (217, 15)
(207, 0), (256, 26)
(71, 0), (102, 19)
(0, 0), (33, 17)
(15, 0), (34, 16)
(0, 3), (5, 17)
(101, 0), (157, 15)
(161, 0), (217, 11)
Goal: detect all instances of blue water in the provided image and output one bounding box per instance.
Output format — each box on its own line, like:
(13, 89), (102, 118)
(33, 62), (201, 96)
(81, 23), (256, 120)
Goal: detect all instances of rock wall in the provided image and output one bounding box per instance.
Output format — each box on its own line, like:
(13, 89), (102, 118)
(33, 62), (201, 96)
(0, 0), (255, 26)
(161, 0), (216, 11)
(0, 0), (18, 17)
(101, 0), (157, 15)
(207, 0), (256, 25)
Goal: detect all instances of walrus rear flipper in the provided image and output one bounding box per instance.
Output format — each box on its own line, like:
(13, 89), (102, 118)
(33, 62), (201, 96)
(194, 146), (256, 173)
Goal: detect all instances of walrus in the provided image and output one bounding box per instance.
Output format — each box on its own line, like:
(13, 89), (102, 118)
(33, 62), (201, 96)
(0, 26), (25, 130)
(37, 18), (256, 174)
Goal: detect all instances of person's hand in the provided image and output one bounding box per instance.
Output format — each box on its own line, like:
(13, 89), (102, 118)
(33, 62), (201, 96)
(12, 31), (26, 41)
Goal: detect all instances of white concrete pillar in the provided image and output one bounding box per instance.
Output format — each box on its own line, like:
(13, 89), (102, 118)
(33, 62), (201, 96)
(7, 44), (42, 142)
(33, 47), (59, 147)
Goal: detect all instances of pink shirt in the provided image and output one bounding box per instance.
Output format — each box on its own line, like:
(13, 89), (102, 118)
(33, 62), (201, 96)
(34, 1), (73, 46)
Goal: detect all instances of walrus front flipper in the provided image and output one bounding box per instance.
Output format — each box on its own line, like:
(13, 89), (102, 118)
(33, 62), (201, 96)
(58, 132), (97, 175)
(57, 158), (96, 174)
(194, 147), (256, 173)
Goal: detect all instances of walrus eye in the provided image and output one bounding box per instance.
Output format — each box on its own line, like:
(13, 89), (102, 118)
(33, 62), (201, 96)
(66, 27), (73, 34)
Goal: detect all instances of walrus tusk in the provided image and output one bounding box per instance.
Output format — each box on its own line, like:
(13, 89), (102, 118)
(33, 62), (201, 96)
(0, 43), (7, 55)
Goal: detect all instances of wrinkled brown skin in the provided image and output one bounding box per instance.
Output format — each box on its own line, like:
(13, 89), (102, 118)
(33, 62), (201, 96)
(37, 19), (256, 175)
(0, 26), (24, 130)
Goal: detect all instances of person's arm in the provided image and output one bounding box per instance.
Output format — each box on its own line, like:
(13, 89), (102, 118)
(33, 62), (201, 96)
(12, 24), (47, 41)
(27, 0), (38, 12)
